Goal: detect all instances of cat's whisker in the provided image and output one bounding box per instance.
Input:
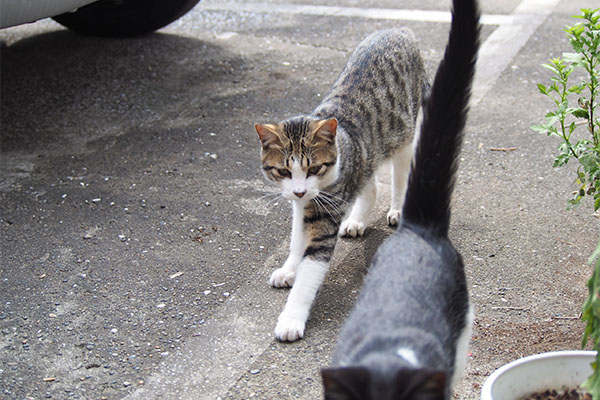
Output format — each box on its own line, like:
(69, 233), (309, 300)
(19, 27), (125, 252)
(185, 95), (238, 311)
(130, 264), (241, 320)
(257, 192), (281, 205)
(318, 196), (343, 218)
(257, 192), (277, 201)
(311, 197), (326, 218)
(320, 191), (350, 207)
(313, 197), (331, 221)
(313, 194), (344, 223)
(256, 192), (285, 212)
(316, 200), (341, 222)
(317, 193), (346, 218)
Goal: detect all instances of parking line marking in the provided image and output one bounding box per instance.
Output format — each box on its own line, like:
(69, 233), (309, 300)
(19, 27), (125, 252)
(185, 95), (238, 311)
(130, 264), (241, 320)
(472, 0), (562, 105)
(200, 0), (561, 106)
(200, 1), (513, 25)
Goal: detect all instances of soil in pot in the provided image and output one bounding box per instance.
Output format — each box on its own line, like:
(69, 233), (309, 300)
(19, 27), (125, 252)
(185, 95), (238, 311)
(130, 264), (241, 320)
(521, 387), (591, 400)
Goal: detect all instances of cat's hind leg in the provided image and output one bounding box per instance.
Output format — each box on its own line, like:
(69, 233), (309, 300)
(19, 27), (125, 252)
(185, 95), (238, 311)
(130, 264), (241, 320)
(338, 177), (377, 238)
(451, 304), (474, 388)
(387, 144), (413, 226)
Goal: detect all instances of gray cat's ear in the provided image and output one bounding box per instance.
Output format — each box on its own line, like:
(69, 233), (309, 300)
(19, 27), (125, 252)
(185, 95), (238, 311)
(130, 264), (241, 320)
(313, 118), (338, 143)
(255, 123), (281, 146)
(321, 367), (369, 400)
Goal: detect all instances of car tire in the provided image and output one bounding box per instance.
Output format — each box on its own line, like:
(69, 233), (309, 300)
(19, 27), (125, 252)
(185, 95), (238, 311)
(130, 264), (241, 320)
(52, 0), (201, 37)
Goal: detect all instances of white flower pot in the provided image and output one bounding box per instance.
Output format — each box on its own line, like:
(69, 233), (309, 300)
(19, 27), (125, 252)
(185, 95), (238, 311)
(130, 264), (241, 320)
(481, 350), (596, 400)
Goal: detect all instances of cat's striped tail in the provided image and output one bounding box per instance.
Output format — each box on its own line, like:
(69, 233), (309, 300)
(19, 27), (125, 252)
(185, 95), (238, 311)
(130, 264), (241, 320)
(401, 0), (480, 236)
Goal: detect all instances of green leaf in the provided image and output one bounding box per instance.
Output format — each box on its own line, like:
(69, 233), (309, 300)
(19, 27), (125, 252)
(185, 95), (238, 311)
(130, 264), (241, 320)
(569, 121), (578, 135)
(531, 124), (550, 134)
(573, 107), (590, 119)
(568, 83), (586, 94)
(558, 100), (569, 114)
(564, 51), (584, 64)
(554, 153), (571, 167)
(548, 82), (560, 94)
(589, 241), (600, 265)
(580, 151), (600, 170)
(542, 62), (560, 75)
(545, 111), (560, 126)
(545, 125), (559, 137)
(582, 240), (600, 398)
(537, 83), (548, 94)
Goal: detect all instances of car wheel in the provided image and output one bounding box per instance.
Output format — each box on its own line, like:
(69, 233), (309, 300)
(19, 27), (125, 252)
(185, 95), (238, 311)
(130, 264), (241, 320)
(52, 0), (201, 37)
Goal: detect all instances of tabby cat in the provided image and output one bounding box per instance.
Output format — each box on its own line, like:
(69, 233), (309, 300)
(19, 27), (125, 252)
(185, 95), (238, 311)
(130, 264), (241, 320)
(321, 0), (480, 398)
(255, 27), (428, 341)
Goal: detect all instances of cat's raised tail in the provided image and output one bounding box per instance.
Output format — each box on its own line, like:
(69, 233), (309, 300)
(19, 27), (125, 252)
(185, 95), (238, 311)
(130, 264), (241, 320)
(401, 0), (480, 237)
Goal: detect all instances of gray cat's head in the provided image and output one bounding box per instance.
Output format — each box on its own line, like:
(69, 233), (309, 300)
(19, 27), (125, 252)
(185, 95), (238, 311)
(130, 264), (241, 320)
(255, 116), (338, 202)
(321, 366), (446, 400)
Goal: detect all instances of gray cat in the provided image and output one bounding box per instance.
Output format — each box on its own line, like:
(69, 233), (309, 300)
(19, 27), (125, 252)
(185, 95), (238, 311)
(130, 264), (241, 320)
(255, 27), (429, 341)
(321, 0), (480, 398)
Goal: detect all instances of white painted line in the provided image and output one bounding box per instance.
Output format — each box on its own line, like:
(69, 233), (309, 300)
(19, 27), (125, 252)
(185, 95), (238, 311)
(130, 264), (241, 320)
(201, 1), (513, 25)
(471, 0), (562, 105)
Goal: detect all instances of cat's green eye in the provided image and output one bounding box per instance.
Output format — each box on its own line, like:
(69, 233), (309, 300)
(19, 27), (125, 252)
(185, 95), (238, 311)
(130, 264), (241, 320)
(277, 168), (291, 178)
(307, 165), (323, 176)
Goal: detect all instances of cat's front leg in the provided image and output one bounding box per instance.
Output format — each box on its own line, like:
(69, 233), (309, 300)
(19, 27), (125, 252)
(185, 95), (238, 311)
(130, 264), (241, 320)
(270, 255), (301, 288)
(275, 204), (338, 341)
(270, 200), (306, 288)
(275, 257), (329, 341)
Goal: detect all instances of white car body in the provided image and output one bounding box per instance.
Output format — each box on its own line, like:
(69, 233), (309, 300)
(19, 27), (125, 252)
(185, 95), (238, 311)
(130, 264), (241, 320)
(0, 0), (99, 28)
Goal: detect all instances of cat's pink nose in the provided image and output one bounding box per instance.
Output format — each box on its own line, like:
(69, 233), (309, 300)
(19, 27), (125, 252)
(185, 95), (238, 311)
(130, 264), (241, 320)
(294, 191), (306, 198)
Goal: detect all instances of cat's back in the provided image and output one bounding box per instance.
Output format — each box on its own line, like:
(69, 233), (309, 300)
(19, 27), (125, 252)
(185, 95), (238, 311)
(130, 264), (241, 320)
(350, 28), (421, 69)
(329, 28), (424, 95)
(313, 28), (426, 147)
(333, 224), (468, 355)
(331, 225), (468, 375)
(367, 225), (467, 311)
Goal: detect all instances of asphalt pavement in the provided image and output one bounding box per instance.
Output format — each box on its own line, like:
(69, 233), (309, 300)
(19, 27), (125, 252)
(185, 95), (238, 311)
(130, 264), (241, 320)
(1, 0), (599, 399)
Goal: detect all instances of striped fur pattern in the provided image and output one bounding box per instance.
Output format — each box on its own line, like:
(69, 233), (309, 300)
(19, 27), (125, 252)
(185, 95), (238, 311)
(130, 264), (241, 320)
(255, 28), (428, 342)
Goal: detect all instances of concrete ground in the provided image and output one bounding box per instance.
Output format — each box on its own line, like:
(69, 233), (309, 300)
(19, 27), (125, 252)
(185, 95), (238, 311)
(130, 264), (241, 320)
(1, 0), (598, 399)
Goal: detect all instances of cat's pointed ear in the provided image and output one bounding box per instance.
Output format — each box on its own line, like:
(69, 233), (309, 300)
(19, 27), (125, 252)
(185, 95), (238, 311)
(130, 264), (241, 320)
(395, 369), (446, 400)
(313, 118), (338, 143)
(255, 123), (281, 147)
(321, 367), (369, 400)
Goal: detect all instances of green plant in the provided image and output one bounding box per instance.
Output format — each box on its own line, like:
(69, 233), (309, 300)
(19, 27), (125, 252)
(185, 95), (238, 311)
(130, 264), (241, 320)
(532, 8), (600, 399)
(583, 241), (600, 398)
(531, 8), (600, 210)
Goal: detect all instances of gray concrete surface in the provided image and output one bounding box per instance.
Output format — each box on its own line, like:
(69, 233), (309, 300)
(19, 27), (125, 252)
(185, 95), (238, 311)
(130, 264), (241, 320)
(1, 0), (599, 399)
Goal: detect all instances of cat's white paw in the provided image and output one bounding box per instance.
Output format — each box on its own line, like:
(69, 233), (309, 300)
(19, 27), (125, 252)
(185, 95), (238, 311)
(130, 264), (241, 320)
(274, 314), (306, 342)
(269, 268), (296, 288)
(387, 209), (402, 227)
(338, 219), (366, 238)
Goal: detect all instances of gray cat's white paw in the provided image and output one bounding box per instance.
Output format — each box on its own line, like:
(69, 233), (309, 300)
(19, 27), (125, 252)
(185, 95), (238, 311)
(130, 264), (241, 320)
(269, 268), (295, 288)
(387, 209), (402, 227)
(338, 219), (366, 238)
(274, 314), (305, 342)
